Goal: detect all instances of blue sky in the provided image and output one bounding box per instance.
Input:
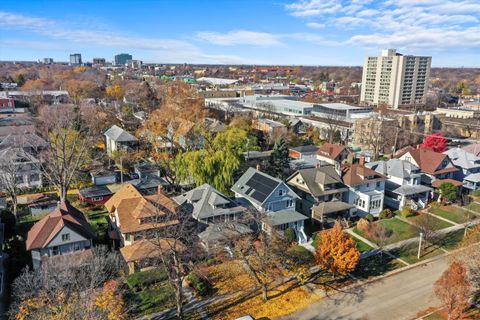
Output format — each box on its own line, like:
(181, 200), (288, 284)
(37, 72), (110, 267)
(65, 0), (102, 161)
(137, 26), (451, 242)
(1, 0), (479, 67)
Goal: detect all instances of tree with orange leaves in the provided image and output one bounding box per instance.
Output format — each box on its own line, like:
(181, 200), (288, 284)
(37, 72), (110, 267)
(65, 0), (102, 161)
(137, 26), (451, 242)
(434, 261), (472, 320)
(315, 221), (360, 276)
(95, 280), (125, 320)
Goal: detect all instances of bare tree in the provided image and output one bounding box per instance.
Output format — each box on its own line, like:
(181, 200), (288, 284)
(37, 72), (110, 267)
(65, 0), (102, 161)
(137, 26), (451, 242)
(412, 212), (438, 243)
(148, 195), (199, 319)
(0, 149), (24, 221)
(323, 110), (344, 143)
(37, 105), (92, 201)
(10, 246), (122, 319)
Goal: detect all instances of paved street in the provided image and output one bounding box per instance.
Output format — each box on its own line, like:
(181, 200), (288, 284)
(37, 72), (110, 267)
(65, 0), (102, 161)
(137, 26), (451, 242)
(280, 256), (448, 320)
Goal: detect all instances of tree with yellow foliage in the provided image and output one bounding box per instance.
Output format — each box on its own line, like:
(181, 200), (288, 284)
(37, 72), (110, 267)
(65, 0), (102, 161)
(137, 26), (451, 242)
(95, 280), (125, 320)
(106, 84), (125, 101)
(315, 221), (360, 276)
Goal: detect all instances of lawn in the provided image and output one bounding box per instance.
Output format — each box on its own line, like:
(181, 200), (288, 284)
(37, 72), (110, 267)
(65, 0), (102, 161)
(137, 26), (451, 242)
(392, 241), (444, 264)
(204, 261), (320, 320)
(352, 252), (405, 279)
(124, 268), (175, 316)
(429, 206), (473, 224)
(80, 206), (110, 241)
(435, 230), (465, 250)
(465, 201), (480, 214)
(406, 214), (453, 231)
(354, 218), (419, 246)
(354, 237), (373, 253)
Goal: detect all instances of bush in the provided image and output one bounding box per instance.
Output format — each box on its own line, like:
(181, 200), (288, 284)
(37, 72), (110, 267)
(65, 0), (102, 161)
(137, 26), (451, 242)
(284, 227), (296, 243)
(357, 218), (371, 233)
(400, 206), (415, 218)
(379, 209), (394, 219)
(312, 232), (320, 249)
(125, 268), (168, 291)
(186, 272), (209, 296)
(366, 214), (375, 222)
(286, 245), (314, 265)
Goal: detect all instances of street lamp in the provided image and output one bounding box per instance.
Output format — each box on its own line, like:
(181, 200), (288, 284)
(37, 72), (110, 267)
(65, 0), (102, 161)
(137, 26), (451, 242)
(417, 232), (424, 260)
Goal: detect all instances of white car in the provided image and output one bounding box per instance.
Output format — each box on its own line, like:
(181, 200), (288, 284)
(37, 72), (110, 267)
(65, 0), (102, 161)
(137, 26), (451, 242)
(235, 316), (254, 320)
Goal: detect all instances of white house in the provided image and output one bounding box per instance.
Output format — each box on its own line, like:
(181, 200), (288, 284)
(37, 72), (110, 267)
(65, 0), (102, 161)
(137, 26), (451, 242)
(104, 125), (139, 157)
(341, 163), (387, 216)
(0, 147), (42, 190)
(366, 159), (431, 210)
(444, 147), (480, 191)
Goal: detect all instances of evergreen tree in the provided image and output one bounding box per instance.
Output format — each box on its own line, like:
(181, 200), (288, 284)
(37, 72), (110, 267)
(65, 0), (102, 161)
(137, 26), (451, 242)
(268, 138), (290, 179)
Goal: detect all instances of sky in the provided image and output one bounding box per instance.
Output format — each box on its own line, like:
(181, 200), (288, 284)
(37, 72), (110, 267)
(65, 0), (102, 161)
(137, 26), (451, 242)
(0, 0), (479, 67)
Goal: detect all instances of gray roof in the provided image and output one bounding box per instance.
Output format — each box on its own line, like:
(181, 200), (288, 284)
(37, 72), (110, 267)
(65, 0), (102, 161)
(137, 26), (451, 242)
(287, 166), (345, 197)
(0, 133), (47, 150)
(464, 173), (480, 183)
(263, 209), (308, 226)
(391, 184), (432, 196)
(290, 145), (318, 154)
(366, 159), (421, 179)
(204, 117), (225, 133)
(312, 201), (354, 216)
(198, 222), (252, 245)
(104, 125), (138, 142)
(0, 147), (39, 163)
(444, 147), (480, 170)
(174, 183), (245, 220)
(232, 167), (299, 206)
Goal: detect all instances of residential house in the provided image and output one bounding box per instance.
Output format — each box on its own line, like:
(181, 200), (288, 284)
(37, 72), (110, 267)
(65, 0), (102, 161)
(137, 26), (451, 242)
(0, 133), (47, 154)
(174, 183), (246, 224)
(90, 169), (117, 186)
(366, 159), (431, 210)
(0, 147), (42, 190)
(105, 184), (180, 273)
(252, 118), (287, 138)
(79, 185), (114, 205)
(463, 144), (480, 157)
(289, 145), (319, 166)
(316, 143), (351, 167)
(396, 147), (459, 186)
(0, 118), (35, 136)
(26, 202), (95, 269)
(341, 161), (387, 216)
(104, 125), (139, 157)
(231, 167), (307, 243)
(168, 119), (205, 150)
(289, 118), (307, 135)
(286, 166), (353, 224)
(443, 147), (480, 191)
(25, 193), (59, 216)
(198, 222), (252, 252)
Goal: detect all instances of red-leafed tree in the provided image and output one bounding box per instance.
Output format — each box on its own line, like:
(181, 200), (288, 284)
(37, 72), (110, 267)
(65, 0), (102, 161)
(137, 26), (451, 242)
(421, 133), (447, 152)
(434, 261), (472, 320)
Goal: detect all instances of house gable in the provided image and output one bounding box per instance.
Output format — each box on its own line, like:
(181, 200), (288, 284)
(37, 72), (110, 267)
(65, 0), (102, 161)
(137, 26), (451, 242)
(45, 225), (89, 248)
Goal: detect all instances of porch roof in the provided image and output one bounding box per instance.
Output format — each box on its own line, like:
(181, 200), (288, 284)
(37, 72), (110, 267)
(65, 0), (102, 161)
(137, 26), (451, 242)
(312, 201), (354, 217)
(263, 209), (308, 226)
(391, 184), (432, 196)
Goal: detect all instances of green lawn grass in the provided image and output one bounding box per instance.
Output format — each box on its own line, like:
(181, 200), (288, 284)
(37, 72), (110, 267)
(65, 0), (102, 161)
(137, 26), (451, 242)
(392, 241), (444, 264)
(354, 237), (373, 253)
(352, 252), (404, 279)
(429, 206), (472, 224)
(465, 202), (480, 214)
(406, 214), (453, 231)
(124, 268), (175, 316)
(436, 230), (465, 250)
(354, 218), (419, 246)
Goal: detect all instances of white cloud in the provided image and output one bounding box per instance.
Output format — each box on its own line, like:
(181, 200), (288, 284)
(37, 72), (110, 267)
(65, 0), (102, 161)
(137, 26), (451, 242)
(285, 0), (342, 17)
(196, 30), (283, 47)
(306, 22), (325, 29)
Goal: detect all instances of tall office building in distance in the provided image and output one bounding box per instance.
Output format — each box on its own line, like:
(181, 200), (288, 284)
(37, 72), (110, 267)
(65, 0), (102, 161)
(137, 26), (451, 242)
(69, 53), (82, 65)
(113, 53), (133, 66)
(360, 49), (431, 109)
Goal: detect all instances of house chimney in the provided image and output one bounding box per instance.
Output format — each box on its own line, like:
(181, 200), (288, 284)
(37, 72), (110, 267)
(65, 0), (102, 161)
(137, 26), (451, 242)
(256, 163), (261, 171)
(359, 156), (365, 166)
(157, 185), (163, 195)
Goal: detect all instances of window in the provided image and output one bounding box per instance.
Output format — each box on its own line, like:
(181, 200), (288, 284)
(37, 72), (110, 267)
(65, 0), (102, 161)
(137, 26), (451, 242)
(278, 189), (284, 196)
(287, 199), (294, 207)
(92, 196), (104, 202)
(73, 242), (80, 251)
(52, 246), (59, 256)
(62, 233), (70, 241)
(376, 181), (381, 188)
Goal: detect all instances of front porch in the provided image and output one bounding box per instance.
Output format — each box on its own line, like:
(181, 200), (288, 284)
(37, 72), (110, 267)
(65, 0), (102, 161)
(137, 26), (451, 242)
(385, 184), (432, 210)
(262, 209), (308, 243)
(311, 200), (355, 227)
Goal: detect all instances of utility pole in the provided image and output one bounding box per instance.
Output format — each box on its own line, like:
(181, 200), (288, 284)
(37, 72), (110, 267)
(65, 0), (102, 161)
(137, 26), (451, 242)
(417, 232), (424, 260)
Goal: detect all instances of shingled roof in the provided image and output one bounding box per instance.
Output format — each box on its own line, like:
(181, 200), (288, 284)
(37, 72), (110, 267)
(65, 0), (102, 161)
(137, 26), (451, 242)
(104, 125), (138, 142)
(341, 164), (387, 186)
(26, 202), (95, 251)
(396, 147), (458, 175)
(316, 143), (348, 161)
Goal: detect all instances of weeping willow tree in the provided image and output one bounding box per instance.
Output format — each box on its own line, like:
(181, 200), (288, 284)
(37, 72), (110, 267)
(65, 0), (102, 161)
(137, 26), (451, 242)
(176, 126), (257, 193)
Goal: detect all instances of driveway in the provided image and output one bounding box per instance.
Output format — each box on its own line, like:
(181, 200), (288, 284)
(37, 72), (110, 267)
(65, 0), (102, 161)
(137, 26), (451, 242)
(280, 256), (448, 320)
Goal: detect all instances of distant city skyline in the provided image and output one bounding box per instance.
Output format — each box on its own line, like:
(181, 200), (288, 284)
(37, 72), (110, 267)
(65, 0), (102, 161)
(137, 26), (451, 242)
(1, 0), (479, 67)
